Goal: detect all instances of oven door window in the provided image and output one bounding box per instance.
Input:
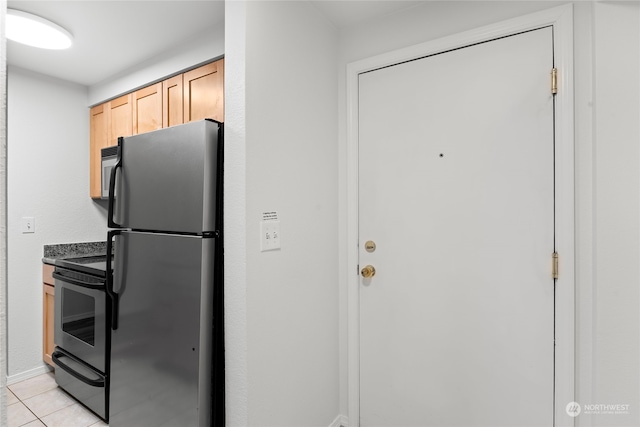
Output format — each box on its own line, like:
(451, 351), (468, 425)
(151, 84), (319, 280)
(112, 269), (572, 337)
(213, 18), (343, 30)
(62, 288), (95, 346)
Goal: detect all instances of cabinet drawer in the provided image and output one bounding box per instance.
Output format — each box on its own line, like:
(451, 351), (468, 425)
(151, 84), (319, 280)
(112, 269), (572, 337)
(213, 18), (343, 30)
(43, 264), (55, 286)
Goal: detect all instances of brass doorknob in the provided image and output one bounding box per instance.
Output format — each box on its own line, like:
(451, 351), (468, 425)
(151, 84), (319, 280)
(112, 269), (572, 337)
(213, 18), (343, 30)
(361, 265), (376, 278)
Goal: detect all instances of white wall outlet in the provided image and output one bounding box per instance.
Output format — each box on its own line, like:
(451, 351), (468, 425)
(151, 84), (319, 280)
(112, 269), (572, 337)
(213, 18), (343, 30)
(260, 221), (281, 252)
(21, 217), (35, 234)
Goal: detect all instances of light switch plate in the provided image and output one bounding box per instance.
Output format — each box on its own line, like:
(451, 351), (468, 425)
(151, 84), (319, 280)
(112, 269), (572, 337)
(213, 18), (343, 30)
(260, 221), (281, 251)
(21, 217), (35, 234)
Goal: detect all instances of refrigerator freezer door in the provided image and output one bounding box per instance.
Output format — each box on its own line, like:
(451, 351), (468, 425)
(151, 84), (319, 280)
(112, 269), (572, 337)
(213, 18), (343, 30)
(112, 119), (221, 234)
(109, 231), (217, 427)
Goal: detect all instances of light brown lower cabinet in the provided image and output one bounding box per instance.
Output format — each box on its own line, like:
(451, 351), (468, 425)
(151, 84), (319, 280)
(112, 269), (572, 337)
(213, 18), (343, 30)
(43, 264), (55, 367)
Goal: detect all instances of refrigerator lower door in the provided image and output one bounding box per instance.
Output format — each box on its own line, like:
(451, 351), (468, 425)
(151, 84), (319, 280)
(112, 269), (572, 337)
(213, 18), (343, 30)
(112, 119), (222, 234)
(109, 231), (217, 427)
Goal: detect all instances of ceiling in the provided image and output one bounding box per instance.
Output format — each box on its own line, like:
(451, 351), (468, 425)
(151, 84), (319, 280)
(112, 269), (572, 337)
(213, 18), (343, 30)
(6, 0), (420, 87)
(6, 0), (226, 86)
(311, 0), (421, 28)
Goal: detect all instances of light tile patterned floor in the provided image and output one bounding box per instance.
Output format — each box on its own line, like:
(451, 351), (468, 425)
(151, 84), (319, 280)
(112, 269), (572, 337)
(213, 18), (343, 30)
(7, 372), (108, 427)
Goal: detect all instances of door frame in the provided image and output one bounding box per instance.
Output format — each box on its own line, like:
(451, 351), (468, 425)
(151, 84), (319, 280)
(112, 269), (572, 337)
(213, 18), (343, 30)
(344, 4), (575, 426)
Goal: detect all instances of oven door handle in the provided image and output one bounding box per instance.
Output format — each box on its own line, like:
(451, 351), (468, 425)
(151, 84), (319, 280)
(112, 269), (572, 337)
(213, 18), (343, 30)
(106, 230), (122, 330)
(107, 137), (123, 229)
(52, 350), (105, 388)
(51, 271), (105, 290)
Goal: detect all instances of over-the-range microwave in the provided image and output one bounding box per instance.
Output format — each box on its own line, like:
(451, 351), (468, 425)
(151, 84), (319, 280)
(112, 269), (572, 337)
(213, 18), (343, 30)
(101, 146), (118, 199)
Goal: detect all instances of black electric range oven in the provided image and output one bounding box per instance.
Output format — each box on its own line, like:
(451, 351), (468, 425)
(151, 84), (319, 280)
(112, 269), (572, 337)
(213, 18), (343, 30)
(51, 255), (110, 422)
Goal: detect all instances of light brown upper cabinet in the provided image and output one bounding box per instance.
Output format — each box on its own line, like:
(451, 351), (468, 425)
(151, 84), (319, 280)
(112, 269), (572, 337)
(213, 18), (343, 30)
(108, 93), (133, 148)
(163, 74), (184, 128)
(184, 59), (224, 123)
(90, 104), (108, 199)
(133, 83), (163, 134)
(89, 58), (224, 198)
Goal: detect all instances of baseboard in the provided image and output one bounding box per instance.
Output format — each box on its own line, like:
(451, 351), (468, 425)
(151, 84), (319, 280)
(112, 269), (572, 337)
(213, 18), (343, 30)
(329, 414), (349, 427)
(7, 364), (53, 385)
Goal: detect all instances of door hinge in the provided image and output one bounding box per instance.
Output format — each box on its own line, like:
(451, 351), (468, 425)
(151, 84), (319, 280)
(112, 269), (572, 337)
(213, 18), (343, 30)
(551, 68), (558, 95)
(552, 252), (559, 280)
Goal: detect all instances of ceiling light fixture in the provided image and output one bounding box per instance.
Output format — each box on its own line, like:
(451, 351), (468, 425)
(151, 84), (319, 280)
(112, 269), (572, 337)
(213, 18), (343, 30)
(6, 9), (73, 50)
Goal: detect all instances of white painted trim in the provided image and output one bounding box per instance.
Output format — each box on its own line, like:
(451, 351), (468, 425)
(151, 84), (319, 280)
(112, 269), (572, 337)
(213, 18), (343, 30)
(7, 365), (53, 385)
(570, 5), (594, 426)
(329, 414), (349, 427)
(0, 5), (7, 427)
(550, 6), (576, 427)
(345, 4), (575, 426)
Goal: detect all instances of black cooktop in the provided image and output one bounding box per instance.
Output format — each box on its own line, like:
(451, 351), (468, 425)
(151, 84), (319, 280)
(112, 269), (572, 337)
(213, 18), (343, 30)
(53, 255), (109, 277)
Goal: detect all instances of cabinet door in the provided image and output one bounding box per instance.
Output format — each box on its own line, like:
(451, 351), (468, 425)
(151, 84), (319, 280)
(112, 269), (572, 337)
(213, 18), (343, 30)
(163, 74), (184, 128)
(183, 59), (224, 123)
(90, 104), (108, 199)
(133, 83), (162, 134)
(108, 93), (133, 147)
(43, 264), (55, 367)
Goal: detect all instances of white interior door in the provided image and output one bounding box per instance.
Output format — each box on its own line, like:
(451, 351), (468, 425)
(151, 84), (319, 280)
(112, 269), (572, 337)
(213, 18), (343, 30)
(358, 27), (555, 426)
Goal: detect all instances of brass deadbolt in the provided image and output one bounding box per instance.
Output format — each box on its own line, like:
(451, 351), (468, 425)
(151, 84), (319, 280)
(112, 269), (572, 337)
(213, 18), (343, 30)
(361, 265), (376, 278)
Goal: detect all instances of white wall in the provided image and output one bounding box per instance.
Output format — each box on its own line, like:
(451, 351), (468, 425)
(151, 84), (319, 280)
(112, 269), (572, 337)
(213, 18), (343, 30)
(224, 1), (248, 424)
(7, 67), (107, 379)
(592, 2), (640, 426)
(336, 1), (639, 425)
(88, 24), (224, 106)
(225, 1), (340, 425)
(1, 2), (9, 424)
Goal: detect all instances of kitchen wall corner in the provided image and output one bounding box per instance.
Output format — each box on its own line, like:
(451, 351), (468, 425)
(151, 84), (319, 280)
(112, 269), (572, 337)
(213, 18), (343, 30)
(7, 66), (107, 379)
(1, 2), (9, 426)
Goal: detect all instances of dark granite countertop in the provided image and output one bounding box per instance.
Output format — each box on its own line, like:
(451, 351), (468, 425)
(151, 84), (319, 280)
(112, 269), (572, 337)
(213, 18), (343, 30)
(42, 241), (107, 265)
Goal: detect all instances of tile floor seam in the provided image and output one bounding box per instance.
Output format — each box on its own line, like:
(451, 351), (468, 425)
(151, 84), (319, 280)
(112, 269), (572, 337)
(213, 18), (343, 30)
(8, 400), (39, 427)
(9, 395), (42, 426)
(9, 372), (108, 427)
(22, 392), (81, 427)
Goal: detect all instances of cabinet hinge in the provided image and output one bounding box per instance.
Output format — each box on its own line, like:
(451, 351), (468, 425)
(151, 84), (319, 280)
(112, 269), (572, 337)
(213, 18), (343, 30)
(551, 68), (558, 95)
(552, 252), (559, 280)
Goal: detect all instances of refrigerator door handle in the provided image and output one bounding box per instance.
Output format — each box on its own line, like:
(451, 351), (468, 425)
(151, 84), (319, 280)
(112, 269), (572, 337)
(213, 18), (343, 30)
(107, 137), (123, 228)
(106, 230), (123, 330)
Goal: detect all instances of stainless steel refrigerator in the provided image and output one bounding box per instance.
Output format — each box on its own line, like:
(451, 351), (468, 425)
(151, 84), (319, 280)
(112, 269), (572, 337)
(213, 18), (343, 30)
(106, 119), (224, 427)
